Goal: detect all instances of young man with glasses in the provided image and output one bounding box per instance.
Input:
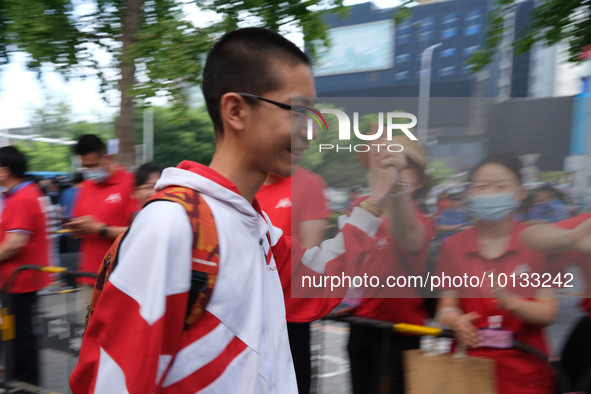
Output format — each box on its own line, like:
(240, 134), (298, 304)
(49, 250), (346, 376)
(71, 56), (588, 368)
(71, 27), (402, 393)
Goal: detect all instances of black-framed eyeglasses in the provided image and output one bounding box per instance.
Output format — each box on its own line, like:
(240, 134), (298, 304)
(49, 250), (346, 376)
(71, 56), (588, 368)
(237, 92), (319, 117)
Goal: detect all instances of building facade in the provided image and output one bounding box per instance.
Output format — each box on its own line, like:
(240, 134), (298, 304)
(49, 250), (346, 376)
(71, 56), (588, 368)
(312, 0), (575, 172)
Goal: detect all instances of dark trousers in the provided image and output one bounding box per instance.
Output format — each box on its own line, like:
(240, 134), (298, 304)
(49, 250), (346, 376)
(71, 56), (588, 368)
(12, 292), (40, 385)
(288, 322), (312, 394)
(561, 316), (591, 392)
(348, 324), (420, 394)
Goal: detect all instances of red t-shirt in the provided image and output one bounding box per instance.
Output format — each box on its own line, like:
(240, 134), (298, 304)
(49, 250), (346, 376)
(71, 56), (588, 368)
(437, 222), (554, 394)
(436, 197), (451, 213)
(74, 167), (137, 284)
(0, 182), (50, 293)
(256, 167), (332, 323)
(552, 212), (591, 317)
(257, 167), (331, 240)
(352, 201), (435, 326)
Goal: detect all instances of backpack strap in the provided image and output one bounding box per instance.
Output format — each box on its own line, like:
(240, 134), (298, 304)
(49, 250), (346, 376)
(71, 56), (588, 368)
(86, 186), (219, 332)
(145, 186), (220, 329)
(85, 229), (129, 328)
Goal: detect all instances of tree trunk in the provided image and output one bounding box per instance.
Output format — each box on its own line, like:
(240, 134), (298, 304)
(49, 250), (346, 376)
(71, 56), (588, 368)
(116, 0), (143, 168)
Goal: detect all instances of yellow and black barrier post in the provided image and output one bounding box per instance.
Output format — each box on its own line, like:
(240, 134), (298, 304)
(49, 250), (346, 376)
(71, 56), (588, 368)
(325, 310), (455, 338)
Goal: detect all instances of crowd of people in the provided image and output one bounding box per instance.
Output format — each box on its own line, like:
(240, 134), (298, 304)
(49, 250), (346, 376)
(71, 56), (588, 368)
(0, 137), (163, 385)
(0, 27), (590, 394)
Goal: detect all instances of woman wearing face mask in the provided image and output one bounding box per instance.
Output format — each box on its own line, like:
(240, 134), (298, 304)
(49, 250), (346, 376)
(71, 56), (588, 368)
(435, 154), (558, 394)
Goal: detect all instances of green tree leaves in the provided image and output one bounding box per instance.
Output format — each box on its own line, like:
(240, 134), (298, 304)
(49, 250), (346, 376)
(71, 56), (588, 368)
(469, 0), (591, 71)
(151, 105), (215, 167)
(17, 142), (72, 172)
(1, 0), (345, 166)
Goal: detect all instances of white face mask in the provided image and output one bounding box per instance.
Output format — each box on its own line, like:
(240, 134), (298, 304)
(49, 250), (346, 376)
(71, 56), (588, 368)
(467, 192), (519, 222)
(82, 167), (110, 183)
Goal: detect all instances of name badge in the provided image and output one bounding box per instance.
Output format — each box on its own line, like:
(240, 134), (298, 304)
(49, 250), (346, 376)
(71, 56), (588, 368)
(479, 329), (513, 349)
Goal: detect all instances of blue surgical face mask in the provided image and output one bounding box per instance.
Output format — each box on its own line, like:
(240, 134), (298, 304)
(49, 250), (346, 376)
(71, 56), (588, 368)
(82, 167), (110, 183)
(467, 192), (518, 222)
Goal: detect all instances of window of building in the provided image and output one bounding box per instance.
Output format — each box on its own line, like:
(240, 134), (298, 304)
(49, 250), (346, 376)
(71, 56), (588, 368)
(466, 10), (482, 21)
(443, 13), (457, 24)
(397, 20), (411, 35)
(419, 30), (433, 42)
(441, 28), (457, 39)
(439, 66), (455, 76)
(398, 34), (410, 44)
(463, 45), (479, 55)
(396, 53), (410, 63)
(421, 16), (434, 31)
(440, 48), (456, 58)
(463, 64), (474, 74)
(395, 71), (409, 80)
(465, 25), (481, 36)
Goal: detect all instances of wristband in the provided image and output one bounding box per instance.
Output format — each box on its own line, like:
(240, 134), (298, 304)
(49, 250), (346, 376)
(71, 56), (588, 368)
(99, 225), (108, 238)
(359, 200), (383, 217)
(390, 180), (410, 197)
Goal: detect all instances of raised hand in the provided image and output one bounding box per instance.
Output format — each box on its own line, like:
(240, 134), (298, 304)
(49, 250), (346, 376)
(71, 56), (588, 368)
(364, 146), (407, 211)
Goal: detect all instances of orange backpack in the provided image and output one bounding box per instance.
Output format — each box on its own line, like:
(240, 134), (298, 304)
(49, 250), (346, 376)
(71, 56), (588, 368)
(85, 186), (220, 330)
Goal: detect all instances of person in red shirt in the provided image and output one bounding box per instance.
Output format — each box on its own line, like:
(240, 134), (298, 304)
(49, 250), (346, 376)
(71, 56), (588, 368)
(133, 162), (163, 207)
(347, 136), (435, 394)
(257, 166), (330, 394)
(521, 213), (591, 391)
(0, 146), (50, 385)
(436, 153), (558, 394)
(65, 134), (137, 305)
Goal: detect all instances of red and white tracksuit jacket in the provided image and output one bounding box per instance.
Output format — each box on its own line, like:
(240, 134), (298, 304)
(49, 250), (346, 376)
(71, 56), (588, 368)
(70, 161), (381, 393)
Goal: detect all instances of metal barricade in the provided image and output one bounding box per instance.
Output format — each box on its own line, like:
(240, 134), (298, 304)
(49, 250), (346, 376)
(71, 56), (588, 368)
(1, 265), (97, 394)
(319, 310), (571, 394)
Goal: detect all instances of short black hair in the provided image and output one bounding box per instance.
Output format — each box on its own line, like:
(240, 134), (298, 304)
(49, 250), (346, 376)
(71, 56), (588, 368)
(135, 162), (163, 187)
(75, 134), (107, 156)
(471, 153), (523, 184)
(0, 146), (27, 178)
(202, 27), (310, 135)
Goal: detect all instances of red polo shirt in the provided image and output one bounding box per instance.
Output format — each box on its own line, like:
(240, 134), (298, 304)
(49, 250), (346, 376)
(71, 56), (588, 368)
(257, 167), (331, 239)
(0, 182), (50, 293)
(437, 221), (554, 394)
(256, 167), (333, 323)
(74, 167), (137, 284)
(352, 202), (435, 326)
(551, 213), (591, 317)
